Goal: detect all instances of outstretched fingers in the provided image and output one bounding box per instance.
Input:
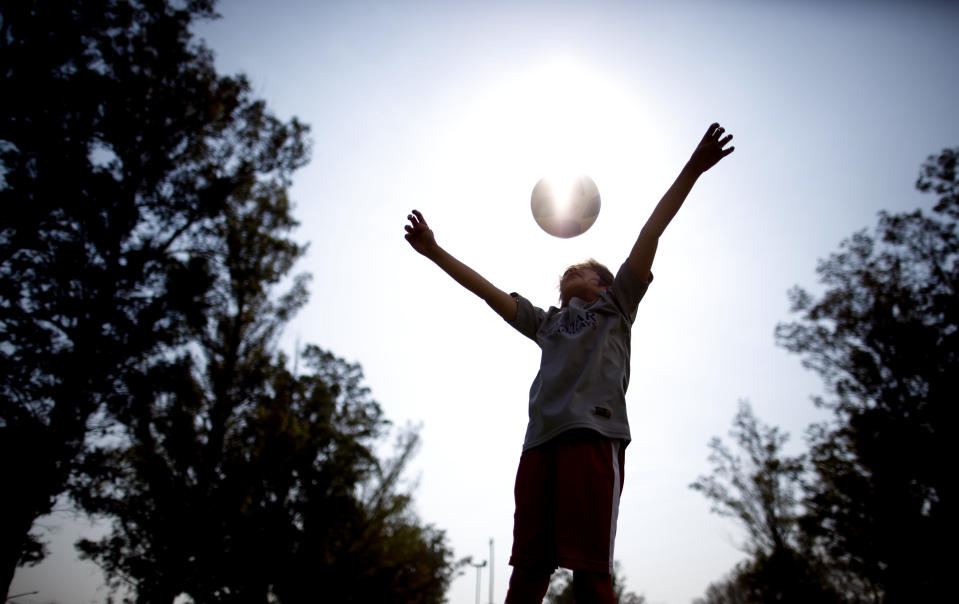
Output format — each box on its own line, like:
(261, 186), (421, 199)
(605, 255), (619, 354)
(719, 133), (735, 155)
(404, 209), (437, 253)
(405, 209), (422, 233)
(700, 122), (721, 144)
(708, 124), (735, 153)
(409, 209), (427, 226)
(691, 123), (735, 172)
(719, 134), (733, 146)
(700, 123), (734, 152)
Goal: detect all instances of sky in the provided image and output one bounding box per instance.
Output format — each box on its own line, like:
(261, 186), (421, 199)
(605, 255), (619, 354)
(11, 1), (959, 603)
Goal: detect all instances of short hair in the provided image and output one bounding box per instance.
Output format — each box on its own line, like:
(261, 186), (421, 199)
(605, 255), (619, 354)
(557, 259), (614, 304)
(561, 259), (614, 287)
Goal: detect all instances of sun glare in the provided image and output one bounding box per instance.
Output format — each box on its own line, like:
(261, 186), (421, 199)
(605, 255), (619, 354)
(474, 58), (618, 180)
(427, 56), (657, 234)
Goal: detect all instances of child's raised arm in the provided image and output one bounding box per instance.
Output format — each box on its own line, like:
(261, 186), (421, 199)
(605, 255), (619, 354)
(405, 209), (517, 322)
(628, 123), (735, 281)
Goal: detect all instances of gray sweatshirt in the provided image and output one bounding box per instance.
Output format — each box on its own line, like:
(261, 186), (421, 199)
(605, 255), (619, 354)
(507, 262), (652, 450)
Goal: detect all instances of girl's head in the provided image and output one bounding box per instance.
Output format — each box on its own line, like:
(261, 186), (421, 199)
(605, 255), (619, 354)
(558, 259), (613, 307)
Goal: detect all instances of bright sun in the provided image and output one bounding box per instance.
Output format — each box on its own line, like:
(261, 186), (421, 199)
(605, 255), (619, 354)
(426, 56), (659, 235)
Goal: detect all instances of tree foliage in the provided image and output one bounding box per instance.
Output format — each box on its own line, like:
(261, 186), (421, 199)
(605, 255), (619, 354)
(775, 147), (958, 601)
(694, 148), (957, 602)
(690, 402), (839, 603)
(1, 1), (457, 601)
(690, 401), (806, 558)
(75, 343), (456, 603)
(0, 0), (295, 594)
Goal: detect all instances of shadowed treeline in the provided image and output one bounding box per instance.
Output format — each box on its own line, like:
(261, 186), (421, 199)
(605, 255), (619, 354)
(0, 1), (457, 602)
(691, 149), (958, 602)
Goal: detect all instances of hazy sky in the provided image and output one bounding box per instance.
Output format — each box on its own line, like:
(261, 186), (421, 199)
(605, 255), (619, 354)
(12, 1), (959, 603)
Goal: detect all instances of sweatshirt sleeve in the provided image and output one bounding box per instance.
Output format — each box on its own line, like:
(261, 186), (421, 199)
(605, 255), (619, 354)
(506, 292), (547, 343)
(610, 262), (653, 323)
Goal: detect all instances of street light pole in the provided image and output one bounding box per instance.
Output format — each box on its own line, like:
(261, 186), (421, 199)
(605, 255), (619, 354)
(489, 538), (494, 604)
(469, 559), (487, 604)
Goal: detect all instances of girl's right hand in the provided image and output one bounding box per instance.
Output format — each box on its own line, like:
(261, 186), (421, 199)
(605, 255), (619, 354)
(404, 209), (438, 257)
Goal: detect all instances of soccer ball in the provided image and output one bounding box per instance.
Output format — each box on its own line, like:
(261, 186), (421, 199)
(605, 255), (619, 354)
(530, 174), (601, 238)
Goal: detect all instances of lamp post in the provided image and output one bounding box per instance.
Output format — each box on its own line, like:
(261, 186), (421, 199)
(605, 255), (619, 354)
(489, 538), (494, 604)
(469, 559), (487, 604)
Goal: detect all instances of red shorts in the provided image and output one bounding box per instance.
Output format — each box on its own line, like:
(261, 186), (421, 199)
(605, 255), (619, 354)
(509, 429), (626, 575)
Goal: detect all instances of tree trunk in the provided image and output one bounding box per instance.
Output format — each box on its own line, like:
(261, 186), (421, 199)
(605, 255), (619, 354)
(1, 457), (51, 599)
(0, 419), (70, 600)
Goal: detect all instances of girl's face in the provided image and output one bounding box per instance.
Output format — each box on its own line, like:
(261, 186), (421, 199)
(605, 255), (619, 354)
(559, 267), (606, 307)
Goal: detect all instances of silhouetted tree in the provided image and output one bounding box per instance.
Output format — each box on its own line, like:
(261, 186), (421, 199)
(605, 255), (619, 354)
(693, 561), (751, 604)
(694, 551), (839, 604)
(690, 401), (839, 603)
(71, 178), (456, 601)
(1, 1), (457, 601)
(691, 401), (805, 557)
(0, 0), (309, 596)
(52, 10), (455, 597)
(75, 343), (456, 603)
(69, 152), (309, 601)
(775, 148), (958, 601)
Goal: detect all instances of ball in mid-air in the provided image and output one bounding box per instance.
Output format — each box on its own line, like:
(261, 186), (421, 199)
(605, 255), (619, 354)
(530, 174), (601, 238)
